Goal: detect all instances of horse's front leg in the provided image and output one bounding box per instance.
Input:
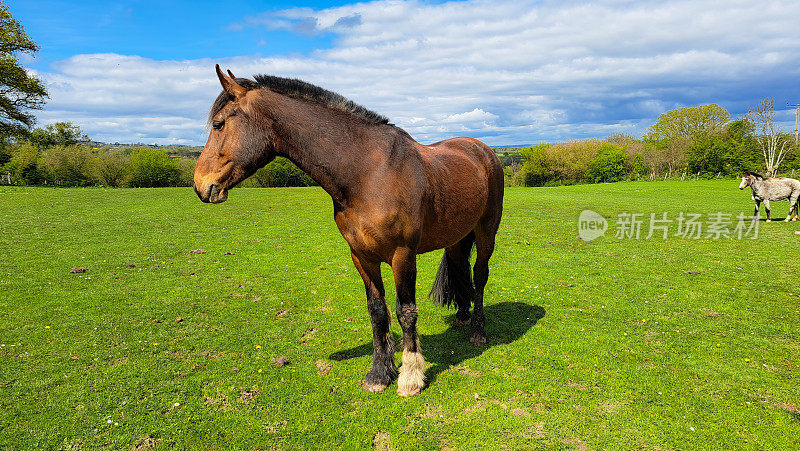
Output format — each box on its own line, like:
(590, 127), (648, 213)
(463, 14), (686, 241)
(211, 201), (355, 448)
(764, 200), (771, 222)
(392, 246), (425, 397)
(351, 251), (396, 392)
(753, 199), (761, 221)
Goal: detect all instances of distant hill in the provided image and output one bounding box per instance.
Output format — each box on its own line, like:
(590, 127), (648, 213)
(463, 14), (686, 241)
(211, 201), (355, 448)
(86, 143), (527, 162)
(88, 142), (203, 158)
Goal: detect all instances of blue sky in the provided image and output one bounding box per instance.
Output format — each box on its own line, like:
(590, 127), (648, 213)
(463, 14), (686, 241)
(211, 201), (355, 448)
(13, 0), (800, 145)
(14, 1), (355, 68)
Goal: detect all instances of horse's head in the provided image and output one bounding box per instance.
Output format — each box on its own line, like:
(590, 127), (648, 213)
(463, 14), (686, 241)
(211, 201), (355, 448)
(739, 171), (764, 190)
(739, 172), (753, 190)
(194, 65), (275, 203)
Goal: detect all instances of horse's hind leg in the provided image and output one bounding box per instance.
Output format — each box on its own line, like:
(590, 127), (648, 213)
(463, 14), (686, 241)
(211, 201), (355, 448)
(447, 233), (476, 326)
(352, 251), (396, 392)
(470, 219), (500, 346)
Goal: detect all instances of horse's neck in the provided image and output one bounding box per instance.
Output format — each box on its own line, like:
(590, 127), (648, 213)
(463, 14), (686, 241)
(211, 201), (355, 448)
(752, 180), (766, 196)
(264, 94), (385, 205)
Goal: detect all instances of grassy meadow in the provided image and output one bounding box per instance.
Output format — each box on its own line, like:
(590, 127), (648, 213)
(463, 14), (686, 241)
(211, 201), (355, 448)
(0, 180), (798, 449)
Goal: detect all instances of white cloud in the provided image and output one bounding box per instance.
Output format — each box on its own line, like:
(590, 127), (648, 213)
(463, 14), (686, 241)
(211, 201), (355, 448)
(32, 0), (800, 145)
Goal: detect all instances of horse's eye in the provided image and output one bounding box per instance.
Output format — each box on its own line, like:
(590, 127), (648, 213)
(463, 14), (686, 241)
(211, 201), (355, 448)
(212, 120), (224, 130)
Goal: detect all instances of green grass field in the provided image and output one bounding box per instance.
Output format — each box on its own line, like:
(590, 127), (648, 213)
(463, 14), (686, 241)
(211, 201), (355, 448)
(1, 180), (798, 449)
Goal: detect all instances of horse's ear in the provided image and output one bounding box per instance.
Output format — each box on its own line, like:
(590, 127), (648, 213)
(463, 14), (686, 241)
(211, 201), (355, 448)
(742, 171), (750, 176)
(216, 64), (246, 98)
(227, 69), (236, 79)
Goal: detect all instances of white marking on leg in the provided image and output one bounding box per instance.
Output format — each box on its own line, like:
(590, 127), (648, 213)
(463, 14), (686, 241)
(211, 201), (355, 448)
(397, 350), (425, 397)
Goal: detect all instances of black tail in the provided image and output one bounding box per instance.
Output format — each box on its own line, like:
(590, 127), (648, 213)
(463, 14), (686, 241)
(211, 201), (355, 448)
(429, 232), (475, 308)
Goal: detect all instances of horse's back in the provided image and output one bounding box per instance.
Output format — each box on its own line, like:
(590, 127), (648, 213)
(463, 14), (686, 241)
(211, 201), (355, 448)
(766, 177), (800, 200)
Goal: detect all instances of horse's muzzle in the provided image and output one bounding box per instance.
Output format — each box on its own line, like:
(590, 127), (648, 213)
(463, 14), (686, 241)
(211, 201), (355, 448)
(194, 182), (228, 203)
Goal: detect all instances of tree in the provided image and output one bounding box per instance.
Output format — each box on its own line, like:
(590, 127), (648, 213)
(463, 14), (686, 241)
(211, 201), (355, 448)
(746, 98), (789, 177)
(28, 122), (88, 148)
(514, 144), (553, 186)
(686, 119), (759, 176)
(0, 3), (47, 138)
(644, 104), (731, 142)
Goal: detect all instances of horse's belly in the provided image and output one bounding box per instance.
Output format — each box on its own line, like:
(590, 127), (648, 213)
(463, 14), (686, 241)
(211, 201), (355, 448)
(417, 191), (487, 253)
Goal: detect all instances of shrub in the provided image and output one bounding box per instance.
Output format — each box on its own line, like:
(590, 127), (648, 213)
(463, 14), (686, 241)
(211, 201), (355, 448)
(4, 142), (45, 185)
(126, 148), (181, 187)
(42, 145), (94, 186)
(90, 151), (128, 187)
(514, 144), (554, 186)
(178, 158), (196, 187)
(249, 157), (316, 187)
(587, 144), (628, 183)
(630, 153), (649, 179)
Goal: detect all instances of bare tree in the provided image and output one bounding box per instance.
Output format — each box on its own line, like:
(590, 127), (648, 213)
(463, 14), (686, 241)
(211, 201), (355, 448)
(747, 98), (789, 177)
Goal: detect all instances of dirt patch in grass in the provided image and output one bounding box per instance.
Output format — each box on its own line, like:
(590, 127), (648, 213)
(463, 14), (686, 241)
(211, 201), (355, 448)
(203, 393), (231, 410)
(133, 434), (161, 450)
(271, 356), (289, 368)
(373, 431), (392, 451)
(238, 389), (260, 404)
(300, 328), (317, 343)
(510, 408), (529, 417)
(598, 401), (625, 414)
(315, 360), (332, 376)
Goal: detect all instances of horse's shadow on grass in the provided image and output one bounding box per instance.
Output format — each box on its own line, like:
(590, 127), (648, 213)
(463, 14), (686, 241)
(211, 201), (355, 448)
(329, 302), (545, 386)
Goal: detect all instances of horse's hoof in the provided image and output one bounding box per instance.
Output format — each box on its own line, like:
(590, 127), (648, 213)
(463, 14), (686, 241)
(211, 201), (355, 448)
(397, 385), (421, 397)
(455, 317), (471, 327)
(362, 381), (388, 393)
(469, 333), (487, 346)
(766, 219), (772, 223)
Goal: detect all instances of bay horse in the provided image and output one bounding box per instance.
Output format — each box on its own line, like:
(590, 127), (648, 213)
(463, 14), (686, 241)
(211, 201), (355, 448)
(739, 171), (800, 222)
(193, 65), (504, 396)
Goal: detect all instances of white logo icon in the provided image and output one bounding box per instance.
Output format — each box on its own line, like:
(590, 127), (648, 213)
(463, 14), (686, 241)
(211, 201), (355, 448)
(578, 210), (607, 241)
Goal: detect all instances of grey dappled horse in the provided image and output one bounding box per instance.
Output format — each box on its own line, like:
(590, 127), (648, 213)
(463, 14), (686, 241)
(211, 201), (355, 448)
(739, 171), (800, 222)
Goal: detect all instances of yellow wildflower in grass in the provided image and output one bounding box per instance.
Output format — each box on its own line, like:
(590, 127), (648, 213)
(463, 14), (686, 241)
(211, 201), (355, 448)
(255, 345), (261, 349)
(45, 326), (51, 329)
(744, 358), (750, 362)
(258, 368), (263, 373)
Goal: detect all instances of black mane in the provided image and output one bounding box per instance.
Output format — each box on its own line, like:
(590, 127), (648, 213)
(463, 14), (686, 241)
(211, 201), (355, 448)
(744, 171), (766, 180)
(209, 75), (390, 125)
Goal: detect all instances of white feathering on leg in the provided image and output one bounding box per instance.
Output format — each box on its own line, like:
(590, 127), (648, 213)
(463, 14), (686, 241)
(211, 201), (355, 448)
(397, 350), (425, 396)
